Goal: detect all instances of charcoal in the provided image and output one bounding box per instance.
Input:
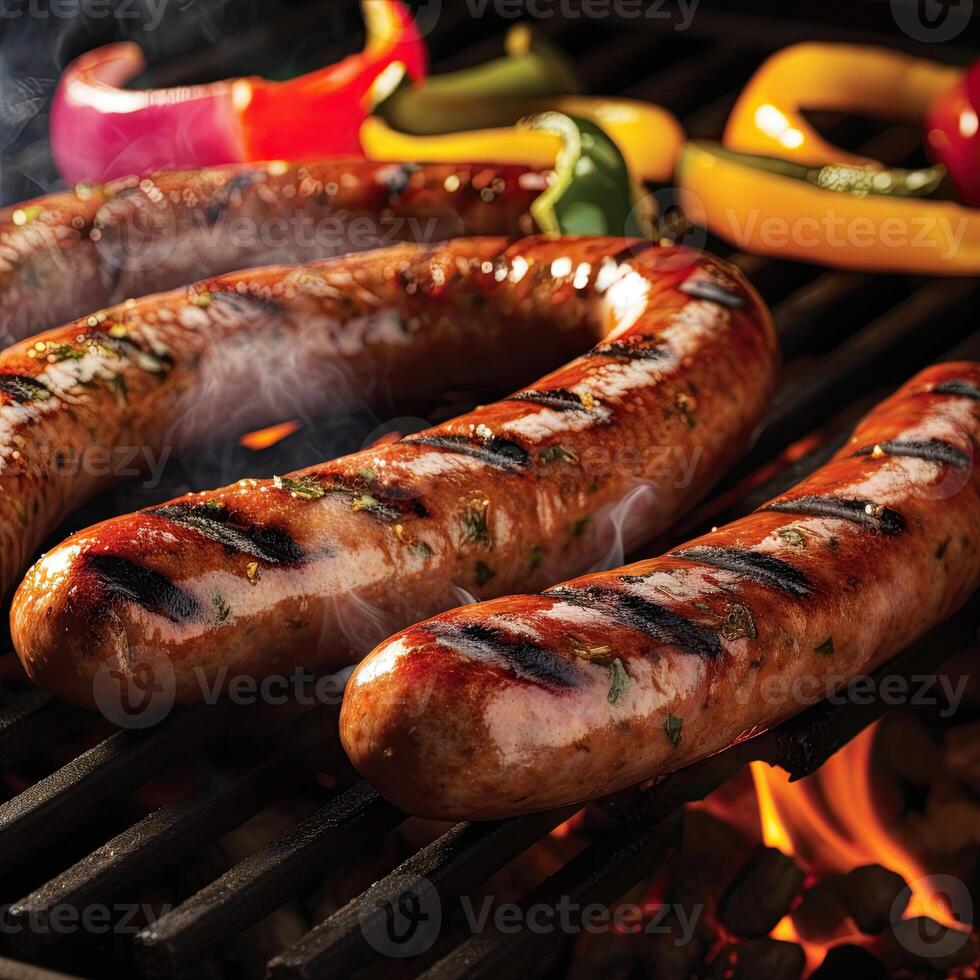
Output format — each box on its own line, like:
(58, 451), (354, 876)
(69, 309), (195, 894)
(840, 864), (908, 934)
(710, 938), (805, 980)
(810, 944), (888, 980)
(717, 846), (805, 938)
(791, 878), (848, 943)
(888, 916), (979, 971)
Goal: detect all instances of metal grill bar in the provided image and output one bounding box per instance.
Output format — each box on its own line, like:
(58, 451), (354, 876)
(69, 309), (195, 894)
(133, 782), (404, 978)
(0, 692), (89, 768)
(267, 807), (578, 980)
(5, 707), (334, 956)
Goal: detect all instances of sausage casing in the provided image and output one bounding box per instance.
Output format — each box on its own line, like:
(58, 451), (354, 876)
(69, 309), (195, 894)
(11, 236), (777, 707)
(341, 363), (980, 820)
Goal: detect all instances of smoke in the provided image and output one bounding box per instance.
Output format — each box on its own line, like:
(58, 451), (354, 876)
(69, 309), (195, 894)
(588, 481), (659, 573)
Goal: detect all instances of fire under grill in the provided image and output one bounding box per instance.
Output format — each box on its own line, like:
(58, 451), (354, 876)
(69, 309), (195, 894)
(0, 3), (978, 978)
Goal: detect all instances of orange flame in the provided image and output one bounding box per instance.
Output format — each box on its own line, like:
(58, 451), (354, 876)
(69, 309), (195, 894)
(750, 722), (967, 973)
(239, 419), (301, 451)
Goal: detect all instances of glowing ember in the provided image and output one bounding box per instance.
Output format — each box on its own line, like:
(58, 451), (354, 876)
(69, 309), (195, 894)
(239, 419), (301, 451)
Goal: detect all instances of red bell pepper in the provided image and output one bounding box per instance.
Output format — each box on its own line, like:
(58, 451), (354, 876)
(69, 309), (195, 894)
(926, 59), (980, 208)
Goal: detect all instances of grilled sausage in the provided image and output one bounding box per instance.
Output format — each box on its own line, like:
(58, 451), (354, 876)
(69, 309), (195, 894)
(0, 160), (544, 343)
(341, 362), (980, 820)
(11, 236), (777, 707)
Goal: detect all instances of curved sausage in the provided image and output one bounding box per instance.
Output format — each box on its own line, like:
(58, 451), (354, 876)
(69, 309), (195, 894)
(0, 160), (544, 343)
(11, 236), (777, 707)
(340, 362), (980, 820)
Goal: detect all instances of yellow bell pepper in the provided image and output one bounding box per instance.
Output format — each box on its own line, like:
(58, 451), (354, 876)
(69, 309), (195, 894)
(678, 141), (980, 276)
(724, 42), (962, 167)
(360, 95), (683, 183)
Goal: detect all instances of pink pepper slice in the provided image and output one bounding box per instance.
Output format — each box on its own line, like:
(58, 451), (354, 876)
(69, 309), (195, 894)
(51, 0), (426, 185)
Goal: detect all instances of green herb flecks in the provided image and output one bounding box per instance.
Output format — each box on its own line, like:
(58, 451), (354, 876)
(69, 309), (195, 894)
(571, 515), (592, 539)
(815, 637), (835, 656)
(721, 603), (757, 642)
(461, 497), (491, 545)
(274, 475), (326, 501)
(474, 561), (496, 586)
(212, 594), (230, 622)
(528, 543), (544, 571)
(665, 714), (683, 748)
(50, 344), (85, 362)
(539, 444), (579, 465)
(778, 527), (807, 549)
(110, 373), (128, 405)
(607, 658), (630, 704)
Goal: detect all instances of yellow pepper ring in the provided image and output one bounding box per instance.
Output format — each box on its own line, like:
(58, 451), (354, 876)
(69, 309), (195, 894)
(677, 141), (980, 276)
(359, 96), (684, 184)
(724, 42), (963, 167)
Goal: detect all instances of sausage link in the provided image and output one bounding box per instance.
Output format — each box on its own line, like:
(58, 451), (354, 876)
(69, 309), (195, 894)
(11, 236), (777, 707)
(340, 362), (980, 820)
(0, 160), (543, 343)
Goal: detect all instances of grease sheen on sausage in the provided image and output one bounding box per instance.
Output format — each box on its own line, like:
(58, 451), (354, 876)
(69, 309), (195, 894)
(340, 362), (980, 820)
(0, 160), (544, 343)
(11, 236), (777, 707)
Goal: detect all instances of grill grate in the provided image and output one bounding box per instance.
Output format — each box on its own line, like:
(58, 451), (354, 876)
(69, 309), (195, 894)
(0, 3), (977, 978)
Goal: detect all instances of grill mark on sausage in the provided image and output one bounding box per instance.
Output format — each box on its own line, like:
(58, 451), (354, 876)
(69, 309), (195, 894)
(670, 546), (815, 597)
(764, 495), (907, 535)
(588, 335), (668, 361)
(427, 621), (580, 687)
(149, 503), (306, 564)
(853, 439), (970, 469)
(403, 434), (531, 471)
(93, 332), (173, 374)
(320, 475), (428, 522)
(208, 290), (284, 319)
(0, 374), (52, 403)
(203, 172), (260, 225)
(679, 279), (745, 309)
(86, 554), (201, 622)
(933, 380), (980, 401)
(548, 585), (722, 659)
(611, 241), (658, 264)
(510, 388), (592, 412)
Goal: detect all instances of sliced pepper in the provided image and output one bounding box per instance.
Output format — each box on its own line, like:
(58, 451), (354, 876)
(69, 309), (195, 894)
(360, 27), (683, 184)
(521, 112), (653, 238)
(925, 59), (980, 208)
(50, 0), (427, 183)
(677, 141), (980, 275)
(724, 42), (962, 167)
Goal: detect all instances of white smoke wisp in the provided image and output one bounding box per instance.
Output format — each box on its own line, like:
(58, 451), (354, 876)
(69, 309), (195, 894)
(588, 482), (660, 573)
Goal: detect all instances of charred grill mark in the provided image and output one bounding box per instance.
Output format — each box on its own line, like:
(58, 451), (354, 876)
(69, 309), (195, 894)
(321, 475), (428, 522)
(549, 585), (722, 659)
(150, 503), (306, 564)
(679, 278), (745, 309)
(933, 380), (980, 401)
(383, 162), (419, 200)
(0, 374), (52, 403)
(203, 172), (259, 224)
(670, 546), (815, 597)
(611, 241), (658, 264)
(765, 495), (907, 535)
(853, 439), (970, 469)
(208, 290), (284, 319)
(404, 434), (531, 471)
(94, 333), (173, 374)
(427, 621), (580, 687)
(86, 554), (201, 622)
(588, 335), (668, 361)
(510, 388), (592, 412)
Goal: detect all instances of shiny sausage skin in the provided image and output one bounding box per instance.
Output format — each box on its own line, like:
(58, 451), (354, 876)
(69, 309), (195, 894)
(11, 236), (777, 707)
(0, 236), (606, 609)
(341, 362), (980, 820)
(0, 160), (543, 343)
